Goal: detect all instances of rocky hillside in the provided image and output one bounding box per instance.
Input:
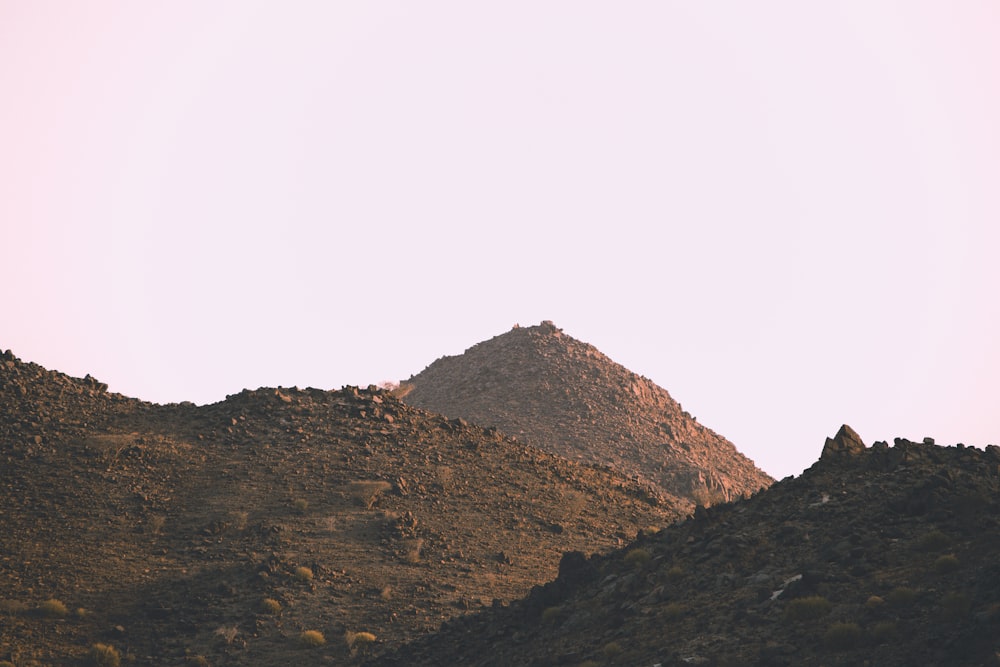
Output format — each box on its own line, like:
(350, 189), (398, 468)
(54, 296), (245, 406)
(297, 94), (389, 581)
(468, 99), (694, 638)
(377, 426), (1000, 666)
(402, 321), (772, 504)
(0, 349), (687, 666)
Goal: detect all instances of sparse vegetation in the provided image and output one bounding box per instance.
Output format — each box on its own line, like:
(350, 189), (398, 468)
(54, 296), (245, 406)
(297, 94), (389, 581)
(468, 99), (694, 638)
(823, 622), (862, 651)
(602, 641), (622, 658)
(933, 554), (959, 573)
(403, 538), (423, 564)
(0, 599), (28, 615)
(214, 626), (238, 645)
(300, 630), (326, 647)
(940, 592), (972, 620)
(915, 530), (950, 552)
(663, 602), (685, 621)
(294, 566), (314, 582)
(886, 586), (918, 608)
(871, 620), (898, 642)
(148, 514), (166, 534)
(38, 598), (68, 618)
(260, 597), (281, 614)
(784, 596), (831, 621)
(293, 498), (309, 513)
(88, 643), (121, 667)
(624, 547), (651, 569)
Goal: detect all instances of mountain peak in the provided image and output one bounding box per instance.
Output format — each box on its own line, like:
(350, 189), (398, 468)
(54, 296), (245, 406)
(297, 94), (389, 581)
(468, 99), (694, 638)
(402, 323), (773, 505)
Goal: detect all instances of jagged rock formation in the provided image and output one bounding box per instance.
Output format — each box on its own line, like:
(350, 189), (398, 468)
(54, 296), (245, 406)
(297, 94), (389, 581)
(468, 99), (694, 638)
(402, 321), (772, 504)
(377, 428), (1000, 666)
(0, 349), (685, 665)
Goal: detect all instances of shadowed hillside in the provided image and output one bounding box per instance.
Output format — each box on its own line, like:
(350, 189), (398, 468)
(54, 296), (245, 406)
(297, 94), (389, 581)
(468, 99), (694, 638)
(377, 426), (1000, 666)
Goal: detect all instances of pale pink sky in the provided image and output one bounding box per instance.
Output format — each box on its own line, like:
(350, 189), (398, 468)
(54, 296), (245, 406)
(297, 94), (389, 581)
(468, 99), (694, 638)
(2, 2), (998, 479)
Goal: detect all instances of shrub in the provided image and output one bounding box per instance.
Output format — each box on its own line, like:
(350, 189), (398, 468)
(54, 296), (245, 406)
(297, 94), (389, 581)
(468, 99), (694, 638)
(89, 643), (121, 667)
(541, 606), (562, 624)
(625, 548), (651, 569)
(293, 499), (309, 514)
(260, 598), (282, 614)
(345, 630), (376, 655)
(38, 598), (68, 618)
(349, 480), (393, 509)
(602, 641), (622, 658)
(886, 586), (918, 608)
(0, 599), (28, 615)
(871, 620), (897, 642)
(663, 602), (685, 621)
(294, 566), (314, 582)
(403, 538), (423, 564)
(784, 596), (831, 621)
(940, 592), (972, 620)
(934, 554), (959, 573)
(187, 656), (211, 667)
(915, 530), (950, 552)
(0, 661), (15, 667)
(300, 630), (326, 647)
(864, 595), (885, 610)
(823, 622), (862, 651)
(214, 626), (238, 644)
(666, 565), (684, 581)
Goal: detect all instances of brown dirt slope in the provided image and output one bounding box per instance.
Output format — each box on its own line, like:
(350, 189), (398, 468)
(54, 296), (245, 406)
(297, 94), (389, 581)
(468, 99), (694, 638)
(402, 321), (772, 504)
(377, 426), (1000, 667)
(0, 349), (687, 666)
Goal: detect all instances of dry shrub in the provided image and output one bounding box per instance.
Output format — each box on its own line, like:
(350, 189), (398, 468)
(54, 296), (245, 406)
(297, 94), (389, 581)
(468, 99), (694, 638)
(915, 530), (950, 552)
(214, 626), (238, 644)
(350, 480), (393, 509)
(89, 643), (121, 667)
(38, 598), (69, 618)
(260, 598), (282, 614)
(300, 630), (326, 647)
(934, 554), (960, 573)
(293, 499), (309, 514)
(886, 586), (918, 608)
(0, 599), (28, 615)
(783, 596), (831, 621)
(345, 630), (376, 655)
(403, 538), (423, 564)
(823, 622), (862, 651)
(294, 566), (314, 582)
(624, 548), (651, 569)
(871, 620), (897, 643)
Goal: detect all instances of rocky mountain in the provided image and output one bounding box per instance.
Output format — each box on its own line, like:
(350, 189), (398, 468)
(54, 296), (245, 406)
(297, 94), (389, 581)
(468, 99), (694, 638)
(0, 349), (686, 666)
(401, 321), (772, 504)
(377, 426), (1000, 666)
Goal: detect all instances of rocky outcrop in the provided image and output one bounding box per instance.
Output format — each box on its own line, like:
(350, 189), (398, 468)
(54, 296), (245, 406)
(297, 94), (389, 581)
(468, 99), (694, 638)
(401, 321), (773, 504)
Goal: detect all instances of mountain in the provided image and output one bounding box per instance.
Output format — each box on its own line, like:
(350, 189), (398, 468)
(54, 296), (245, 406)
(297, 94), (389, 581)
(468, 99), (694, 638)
(401, 321), (772, 504)
(377, 426), (1000, 666)
(0, 349), (686, 665)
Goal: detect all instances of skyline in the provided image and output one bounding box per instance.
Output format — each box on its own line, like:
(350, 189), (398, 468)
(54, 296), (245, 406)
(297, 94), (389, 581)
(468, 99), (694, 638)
(2, 2), (998, 480)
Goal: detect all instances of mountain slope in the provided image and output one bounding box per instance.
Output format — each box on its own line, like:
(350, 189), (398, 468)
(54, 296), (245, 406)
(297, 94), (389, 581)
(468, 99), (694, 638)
(0, 349), (685, 665)
(377, 426), (1000, 666)
(402, 321), (772, 504)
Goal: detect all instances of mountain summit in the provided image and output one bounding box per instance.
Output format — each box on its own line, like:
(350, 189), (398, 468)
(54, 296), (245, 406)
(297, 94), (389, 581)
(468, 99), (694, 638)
(401, 321), (772, 504)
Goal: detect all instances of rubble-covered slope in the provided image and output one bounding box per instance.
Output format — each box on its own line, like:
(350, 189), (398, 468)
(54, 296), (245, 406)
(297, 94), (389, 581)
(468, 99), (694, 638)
(0, 349), (685, 666)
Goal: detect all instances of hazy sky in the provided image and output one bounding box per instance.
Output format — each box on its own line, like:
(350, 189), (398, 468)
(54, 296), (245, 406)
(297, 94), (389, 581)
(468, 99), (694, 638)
(2, 2), (998, 480)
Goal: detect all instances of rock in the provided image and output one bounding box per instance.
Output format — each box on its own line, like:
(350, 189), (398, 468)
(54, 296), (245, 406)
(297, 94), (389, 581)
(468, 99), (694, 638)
(821, 424), (866, 460)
